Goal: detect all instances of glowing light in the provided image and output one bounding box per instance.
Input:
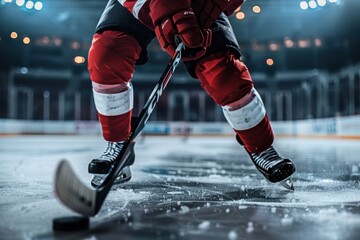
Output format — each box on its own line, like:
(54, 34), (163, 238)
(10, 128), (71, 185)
(317, 0), (327, 7)
(235, 12), (245, 20)
(36, 36), (50, 46)
(269, 43), (280, 51)
(284, 37), (295, 48)
(20, 67), (28, 74)
(329, 0), (337, 3)
(10, 32), (18, 39)
(300, 1), (309, 10)
(252, 6), (261, 14)
(23, 37), (31, 44)
(53, 37), (62, 46)
(314, 38), (322, 47)
(309, 0), (317, 9)
(15, 0), (25, 7)
(298, 39), (311, 48)
(266, 58), (274, 66)
(74, 56), (86, 64)
(4, 0), (13, 3)
(71, 41), (80, 50)
(34, 1), (43, 10)
(25, 1), (34, 9)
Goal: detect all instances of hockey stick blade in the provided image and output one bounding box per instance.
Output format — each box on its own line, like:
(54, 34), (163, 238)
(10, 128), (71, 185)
(55, 160), (97, 216)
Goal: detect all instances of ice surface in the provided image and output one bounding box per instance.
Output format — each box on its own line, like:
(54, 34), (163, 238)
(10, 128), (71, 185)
(0, 135), (359, 240)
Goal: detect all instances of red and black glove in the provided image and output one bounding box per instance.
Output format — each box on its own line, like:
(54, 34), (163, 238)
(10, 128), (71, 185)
(192, 0), (245, 28)
(149, 0), (211, 61)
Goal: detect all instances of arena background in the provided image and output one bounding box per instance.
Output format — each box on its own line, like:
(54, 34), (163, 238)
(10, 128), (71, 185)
(0, 1), (360, 240)
(1, 0), (359, 136)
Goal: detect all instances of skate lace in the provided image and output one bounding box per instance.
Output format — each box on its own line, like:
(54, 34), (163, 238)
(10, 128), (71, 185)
(98, 142), (123, 162)
(251, 146), (283, 171)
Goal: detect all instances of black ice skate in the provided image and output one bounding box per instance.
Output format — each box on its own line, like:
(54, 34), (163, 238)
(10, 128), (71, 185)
(88, 141), (135, 188)
(236, 136), (296, 190)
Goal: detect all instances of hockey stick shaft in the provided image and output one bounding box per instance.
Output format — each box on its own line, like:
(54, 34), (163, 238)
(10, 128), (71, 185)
(133, 43), (184, 138)
(93, 43), (184, 212)
(55, 43), (184, 216)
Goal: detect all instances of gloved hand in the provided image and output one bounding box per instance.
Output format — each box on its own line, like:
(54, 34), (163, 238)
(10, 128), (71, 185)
(149, 0), (211, 61)
(191, 0), (229, 28)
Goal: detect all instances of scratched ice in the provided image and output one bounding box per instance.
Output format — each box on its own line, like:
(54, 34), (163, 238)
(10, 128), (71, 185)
(0, 135), (359, 240)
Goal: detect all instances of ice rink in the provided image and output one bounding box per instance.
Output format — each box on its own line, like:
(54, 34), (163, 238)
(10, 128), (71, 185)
(0, 135), (359, 240)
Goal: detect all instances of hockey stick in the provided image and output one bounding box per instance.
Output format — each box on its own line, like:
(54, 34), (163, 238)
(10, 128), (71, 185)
(55, 42), (184, 216)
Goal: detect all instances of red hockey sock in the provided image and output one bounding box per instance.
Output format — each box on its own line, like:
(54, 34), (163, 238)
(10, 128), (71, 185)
(235, 115), (274, 153)
(88, 30), (141, 142)
(195, 51), (274, 153)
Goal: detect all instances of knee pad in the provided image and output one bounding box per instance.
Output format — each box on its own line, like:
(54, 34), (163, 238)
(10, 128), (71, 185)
(195, 51), (253, 106)
(88, 30), (141, 85)
(222, 88), (265, 131)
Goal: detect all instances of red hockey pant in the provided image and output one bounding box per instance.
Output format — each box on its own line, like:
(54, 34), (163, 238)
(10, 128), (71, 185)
(88, 30), (273, 153)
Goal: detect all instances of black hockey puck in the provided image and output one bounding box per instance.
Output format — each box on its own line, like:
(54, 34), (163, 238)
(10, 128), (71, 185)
(52, 216), (89, 232)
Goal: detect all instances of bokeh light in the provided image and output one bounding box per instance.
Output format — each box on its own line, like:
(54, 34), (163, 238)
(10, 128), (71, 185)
(236, 12), (245, 20)
(23, 37), (31, 44)
(74, 56), (86, 64)
(10, 32), (18, 39)
(266, 58), (274, 66)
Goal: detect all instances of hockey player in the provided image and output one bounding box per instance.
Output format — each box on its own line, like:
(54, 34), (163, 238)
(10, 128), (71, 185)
(87, 0), (296, 189)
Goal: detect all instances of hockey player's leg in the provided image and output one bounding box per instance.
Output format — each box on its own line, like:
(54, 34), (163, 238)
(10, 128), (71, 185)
(87, 30), (141, 185)
(195, 51), (295, 188)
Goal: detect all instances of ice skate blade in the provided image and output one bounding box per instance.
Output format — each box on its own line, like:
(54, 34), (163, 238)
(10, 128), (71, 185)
(279, 178), (294, 191)
(91, 166), (132, 188)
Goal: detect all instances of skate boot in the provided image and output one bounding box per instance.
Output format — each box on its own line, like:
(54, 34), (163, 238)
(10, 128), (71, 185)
(236, 135), (296, 190)
(89, 141), (135, 188)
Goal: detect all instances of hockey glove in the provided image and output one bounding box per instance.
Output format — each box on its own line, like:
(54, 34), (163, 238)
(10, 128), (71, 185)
(149, 0), (211, 61)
